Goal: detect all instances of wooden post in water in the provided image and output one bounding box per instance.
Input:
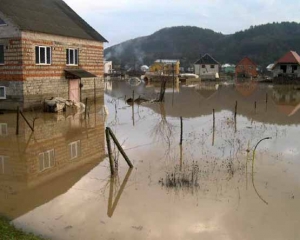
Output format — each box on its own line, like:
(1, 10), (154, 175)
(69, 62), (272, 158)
(212, 109), (215, 146)
(16, 106), (19, 135)
(107, 127), (133, 168)
(19, 111), (34, 132)
(84, 97), (88, 119)
(265, 93), (268, 111)
(234, 101), (238, 119)
(106, 128), (115, 175)
(180, 116), (183, 145)
(254, 101), (257, 113)
(213, 109), (215, 128)
(132, 90), (135, 126)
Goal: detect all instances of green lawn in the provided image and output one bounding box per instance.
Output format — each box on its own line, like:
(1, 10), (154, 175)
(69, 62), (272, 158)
(0, 216), (44, 240)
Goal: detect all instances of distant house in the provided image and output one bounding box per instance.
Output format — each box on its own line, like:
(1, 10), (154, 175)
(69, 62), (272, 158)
(149, 59), (180, 75)
(194, 54), (220, 79)
(272, 51), (300, 78)
(0, 0), (107, 110)
(104, 61), (113, 74)
(235, 57), (258, 78)
(221, 64), (235, 74)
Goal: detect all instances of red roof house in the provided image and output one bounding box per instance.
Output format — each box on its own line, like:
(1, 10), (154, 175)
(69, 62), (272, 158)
(235, 57), (258, 78)
(272, 51), (300, 78)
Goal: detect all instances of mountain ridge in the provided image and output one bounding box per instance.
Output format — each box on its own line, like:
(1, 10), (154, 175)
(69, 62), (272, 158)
(104, 22), (300, 69)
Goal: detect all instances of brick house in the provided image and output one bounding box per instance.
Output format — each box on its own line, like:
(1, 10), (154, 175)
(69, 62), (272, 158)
(235, 57), (258, 78)
(194, 54), (220, 80)
(0, 0), (107, 110)
(272, 51), (300, 78)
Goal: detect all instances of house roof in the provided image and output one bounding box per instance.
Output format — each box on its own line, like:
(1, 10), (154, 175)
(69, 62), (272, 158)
(236, 57), (257, 67)
(194, 54), (219, 65)
(275, 51), (300, 64)
(0, 0), (107, 42)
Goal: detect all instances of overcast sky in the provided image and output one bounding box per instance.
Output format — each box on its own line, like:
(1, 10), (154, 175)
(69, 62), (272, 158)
(65, 0), (300, 48)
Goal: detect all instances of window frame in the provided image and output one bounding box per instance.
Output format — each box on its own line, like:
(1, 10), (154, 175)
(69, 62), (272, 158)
(0, 123), (7, 136)
(0, 86), (6, 99)
(201, 65), (205, 68)
(0, 155), (8, 174)
(38, 149), (55, 172)
(69, 140), (81, 160)
(35, 46), (52, 65)
(0, 45), (4, 65)
(210, 65), (215, 69)
(66, 48), (79, 66)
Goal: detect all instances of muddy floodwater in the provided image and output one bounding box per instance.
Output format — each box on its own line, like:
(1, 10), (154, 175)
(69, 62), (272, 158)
(1, 81), (300, 240)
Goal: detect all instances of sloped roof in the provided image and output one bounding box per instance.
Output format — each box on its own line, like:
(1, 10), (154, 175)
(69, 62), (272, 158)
(0, 0), (107, 42)
(195, 54), (219, 65)
(276, 51), (300, 64)
(236, 57), (257, 66)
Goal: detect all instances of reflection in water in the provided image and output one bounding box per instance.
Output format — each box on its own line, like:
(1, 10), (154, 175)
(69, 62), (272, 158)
(0, 104), (105, 219)
(107, 168), (133, 218)
(251, 137), (272, 205)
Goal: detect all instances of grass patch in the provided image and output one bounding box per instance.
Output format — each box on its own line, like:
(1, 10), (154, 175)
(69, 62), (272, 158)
(0, 216), (44, 240)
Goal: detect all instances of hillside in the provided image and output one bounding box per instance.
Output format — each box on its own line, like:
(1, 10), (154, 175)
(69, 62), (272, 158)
(104, 22), (300, 69)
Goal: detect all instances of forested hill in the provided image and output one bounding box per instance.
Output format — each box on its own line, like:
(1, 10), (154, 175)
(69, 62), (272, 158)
(104, 22), (300, 69)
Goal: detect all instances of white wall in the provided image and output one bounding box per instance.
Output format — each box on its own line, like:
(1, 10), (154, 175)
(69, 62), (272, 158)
(194, 64), (219, 76)
(104, 61), (112, 74)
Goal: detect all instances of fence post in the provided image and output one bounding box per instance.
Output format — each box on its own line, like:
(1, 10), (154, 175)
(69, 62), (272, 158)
(106, 128), (115, 175)
(180, 116), (183, 145)
(107, 127), (133, 168)
(16, 106), (19, 135)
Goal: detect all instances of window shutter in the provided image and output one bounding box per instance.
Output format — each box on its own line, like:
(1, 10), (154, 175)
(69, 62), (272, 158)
(39, 153), (44, 171)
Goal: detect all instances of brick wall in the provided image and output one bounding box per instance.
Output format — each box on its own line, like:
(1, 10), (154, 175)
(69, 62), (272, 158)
(0, 29), (105, 109)
(235, 58), (258, 77)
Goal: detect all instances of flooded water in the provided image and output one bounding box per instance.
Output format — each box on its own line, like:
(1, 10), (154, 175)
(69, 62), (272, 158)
(1, 81), (300, 240)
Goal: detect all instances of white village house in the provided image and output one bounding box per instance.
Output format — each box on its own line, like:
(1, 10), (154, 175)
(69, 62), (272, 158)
(194, 54), (220, 79)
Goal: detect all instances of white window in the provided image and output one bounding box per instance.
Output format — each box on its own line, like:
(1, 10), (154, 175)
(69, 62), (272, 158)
(0, 156), (9, 174)
(39, 149), (55, 172)
(66, 49), (78, 65)
(0, 123), (7, 136)
(69, 140), (81, 160)
(0, 86), (6, 99)
(0, 45), (4, 64)
(35, 46), (51, 65)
